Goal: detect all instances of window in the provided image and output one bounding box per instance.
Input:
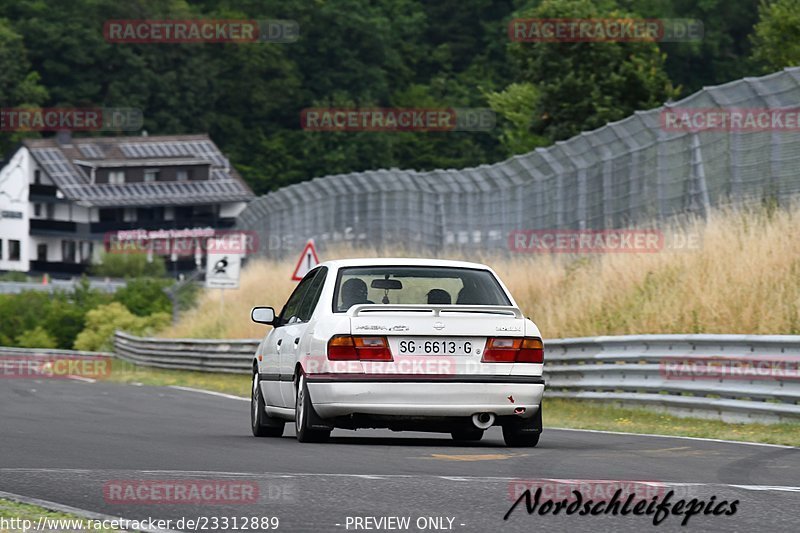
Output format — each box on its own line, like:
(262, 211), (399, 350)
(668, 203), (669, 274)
(144, 169), (160, 183)
(46, 204), (54, 219)
(333, 266), (512, 312)
(193, 204), (215, 218)
(34, 203), (42, 217)
(175, 206), (193, 220)
(9, 240), (21, 261)
(34, 170), (41, 184)
(99, 208), (123, 222)
(37, 244), (47, 261)
(176, 169), (190, 181)
(296, 267), (328, 322)
(108, 170), (125, 185)
(278, 270), (321, 326)
(62, 240), (76, 263)
(0, 240), (3, 260)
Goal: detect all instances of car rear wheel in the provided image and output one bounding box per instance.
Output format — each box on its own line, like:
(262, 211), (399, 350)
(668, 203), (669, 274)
(295, 373), (331, 443)
(251, 371), (285, 437)
(502, 404), (542, 447)
(451, 429), (484, 441)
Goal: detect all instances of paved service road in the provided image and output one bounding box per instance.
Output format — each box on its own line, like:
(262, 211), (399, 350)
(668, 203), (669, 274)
(1, 378), (798, 532)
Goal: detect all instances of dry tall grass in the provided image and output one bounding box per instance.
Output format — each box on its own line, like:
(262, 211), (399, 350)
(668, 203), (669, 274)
(161, 205), (800, 340)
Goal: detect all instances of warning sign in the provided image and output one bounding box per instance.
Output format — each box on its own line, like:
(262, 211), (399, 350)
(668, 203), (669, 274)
(291, 240), (320, 281)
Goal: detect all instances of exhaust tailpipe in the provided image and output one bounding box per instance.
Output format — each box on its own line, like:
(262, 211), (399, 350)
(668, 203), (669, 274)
(471, 412), (496, 429)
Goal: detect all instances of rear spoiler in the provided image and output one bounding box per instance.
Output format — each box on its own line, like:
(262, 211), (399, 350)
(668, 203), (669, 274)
(347, 304), (523, 318)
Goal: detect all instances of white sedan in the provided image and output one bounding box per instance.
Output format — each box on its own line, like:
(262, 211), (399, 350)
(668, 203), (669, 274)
(250, 258), (545, 447)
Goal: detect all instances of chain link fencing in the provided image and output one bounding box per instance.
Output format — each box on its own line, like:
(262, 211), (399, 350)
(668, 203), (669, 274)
(237, 67), (800, 258)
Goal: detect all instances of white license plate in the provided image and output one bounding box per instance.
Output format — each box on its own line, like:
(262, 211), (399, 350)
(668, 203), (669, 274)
(393, 337), (484, 356)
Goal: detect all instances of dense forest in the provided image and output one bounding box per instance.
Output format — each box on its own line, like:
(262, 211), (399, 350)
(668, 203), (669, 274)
(0, 0), (797, 195)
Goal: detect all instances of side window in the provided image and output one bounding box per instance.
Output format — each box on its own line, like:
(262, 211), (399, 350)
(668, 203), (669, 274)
(296, 267), (327, 322)
(278, 270), (319, 326)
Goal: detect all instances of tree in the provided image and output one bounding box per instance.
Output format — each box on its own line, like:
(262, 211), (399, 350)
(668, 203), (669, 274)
(91, 252), (167, 278)
(750, 0), (800, 72)
(113, 278), (172, 317)
(0, 18), (47, 154)
(507, 0), (679, 142)
(626, 0), (761, 92)
(484, 83), (550, 154)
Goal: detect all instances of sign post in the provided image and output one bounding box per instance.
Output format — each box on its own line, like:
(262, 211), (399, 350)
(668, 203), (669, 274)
(291, 239), (320, 281)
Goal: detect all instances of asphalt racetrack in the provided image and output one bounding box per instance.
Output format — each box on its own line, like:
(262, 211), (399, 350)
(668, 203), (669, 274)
(1, 378), (798, 532)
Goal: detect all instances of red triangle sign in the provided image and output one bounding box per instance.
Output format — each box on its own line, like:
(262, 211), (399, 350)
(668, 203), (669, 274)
(291, 239), (320, 281)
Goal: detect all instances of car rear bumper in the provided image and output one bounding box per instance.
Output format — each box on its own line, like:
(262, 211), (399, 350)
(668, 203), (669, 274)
(303, 374), (545, 418)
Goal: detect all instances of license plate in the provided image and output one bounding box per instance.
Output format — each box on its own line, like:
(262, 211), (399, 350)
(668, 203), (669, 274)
(393, 337), (484, 356)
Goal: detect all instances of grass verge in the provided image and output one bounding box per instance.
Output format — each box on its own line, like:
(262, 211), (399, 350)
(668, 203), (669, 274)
(100, 358), (251, 397)
(0, 499), (119, 532)
(544, 398), (800, 447)
(99, 359), (800, 447)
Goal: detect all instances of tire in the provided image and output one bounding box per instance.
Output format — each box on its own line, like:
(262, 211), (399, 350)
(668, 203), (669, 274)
(502, 404), (542, 448)
(295, 373), (331, 443)
(451, 429), (484, 441)
(251, 371), (285, 437)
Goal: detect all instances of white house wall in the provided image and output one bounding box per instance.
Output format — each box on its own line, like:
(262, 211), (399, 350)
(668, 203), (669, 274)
(0, 148), (32, 271)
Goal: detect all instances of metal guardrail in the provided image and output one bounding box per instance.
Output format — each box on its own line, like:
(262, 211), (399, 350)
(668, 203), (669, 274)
(544, 334), (800, 423)
(0, 279), (126, 294)
(114, 331), (257, 374)
(109, 332), (800, 422)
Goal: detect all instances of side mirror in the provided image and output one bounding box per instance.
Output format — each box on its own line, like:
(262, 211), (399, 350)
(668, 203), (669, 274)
(251, 306), (276, 325)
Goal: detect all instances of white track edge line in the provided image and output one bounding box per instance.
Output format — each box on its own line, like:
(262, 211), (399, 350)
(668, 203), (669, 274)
(2, 469), (799, 493)
(549, 427), (797, 449)
(168, 385), (248, 401)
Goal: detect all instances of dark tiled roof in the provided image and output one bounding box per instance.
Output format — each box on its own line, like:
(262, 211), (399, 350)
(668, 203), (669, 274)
(23, 134), (253, 207)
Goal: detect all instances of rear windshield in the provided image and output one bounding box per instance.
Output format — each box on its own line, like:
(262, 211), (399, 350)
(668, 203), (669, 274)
(333, 266), (512, 312)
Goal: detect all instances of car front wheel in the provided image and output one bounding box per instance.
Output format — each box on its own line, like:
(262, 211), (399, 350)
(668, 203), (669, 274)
(294, 373), (331, 443)
(251, 370), (285, 438)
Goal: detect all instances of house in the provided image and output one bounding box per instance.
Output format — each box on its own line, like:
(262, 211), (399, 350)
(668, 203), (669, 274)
(0, 133), (254, 276)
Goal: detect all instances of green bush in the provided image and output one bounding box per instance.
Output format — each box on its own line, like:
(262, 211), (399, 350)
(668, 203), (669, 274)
(15, 326), (57, 349)
(90, 252), (167, 278)
(113, 278), (172, 317)
(73, 302), (170, 352)
(0, 287), (110, 349)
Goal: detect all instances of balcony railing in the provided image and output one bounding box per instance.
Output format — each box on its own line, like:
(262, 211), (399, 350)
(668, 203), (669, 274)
(29, 184), (59, 196)
(29, 219), (77, 232)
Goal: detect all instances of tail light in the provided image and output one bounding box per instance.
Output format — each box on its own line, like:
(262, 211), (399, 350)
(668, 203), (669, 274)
(482, 337), (543, 363)
(327, 335), (393, 361)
